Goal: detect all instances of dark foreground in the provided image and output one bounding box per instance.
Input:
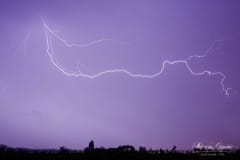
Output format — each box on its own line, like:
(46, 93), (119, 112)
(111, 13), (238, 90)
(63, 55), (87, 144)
(1, 144), (239, 160)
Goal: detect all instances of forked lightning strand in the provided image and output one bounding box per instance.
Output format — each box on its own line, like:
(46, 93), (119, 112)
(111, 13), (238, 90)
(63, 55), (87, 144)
(43, 22), (231, 96)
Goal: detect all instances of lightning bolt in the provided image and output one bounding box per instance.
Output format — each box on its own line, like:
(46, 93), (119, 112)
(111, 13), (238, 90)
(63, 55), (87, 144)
(43, 21), (231, 96)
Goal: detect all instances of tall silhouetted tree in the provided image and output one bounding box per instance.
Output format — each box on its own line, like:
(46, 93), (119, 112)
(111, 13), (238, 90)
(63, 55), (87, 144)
(88, 140), (94, 150)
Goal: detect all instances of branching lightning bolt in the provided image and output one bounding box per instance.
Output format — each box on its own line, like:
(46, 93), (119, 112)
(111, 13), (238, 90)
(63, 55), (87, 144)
(43, 22), (231, 96)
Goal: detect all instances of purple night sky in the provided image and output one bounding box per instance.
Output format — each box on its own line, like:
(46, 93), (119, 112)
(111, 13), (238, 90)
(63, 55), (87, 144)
(0, 0), (240, 150)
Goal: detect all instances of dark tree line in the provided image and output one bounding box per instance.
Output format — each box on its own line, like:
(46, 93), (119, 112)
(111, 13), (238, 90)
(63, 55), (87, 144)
(0, 141), (239, 160)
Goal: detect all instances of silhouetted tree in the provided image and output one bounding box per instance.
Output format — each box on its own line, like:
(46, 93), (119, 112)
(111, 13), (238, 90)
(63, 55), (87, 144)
(171, 145), (177, 152)
(118, 145), (135, 151)
(88, 140), (94, 150)
(139, 146), (147, 152)
(159, 148), (165, 154)
(59, 146), (69, 154)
